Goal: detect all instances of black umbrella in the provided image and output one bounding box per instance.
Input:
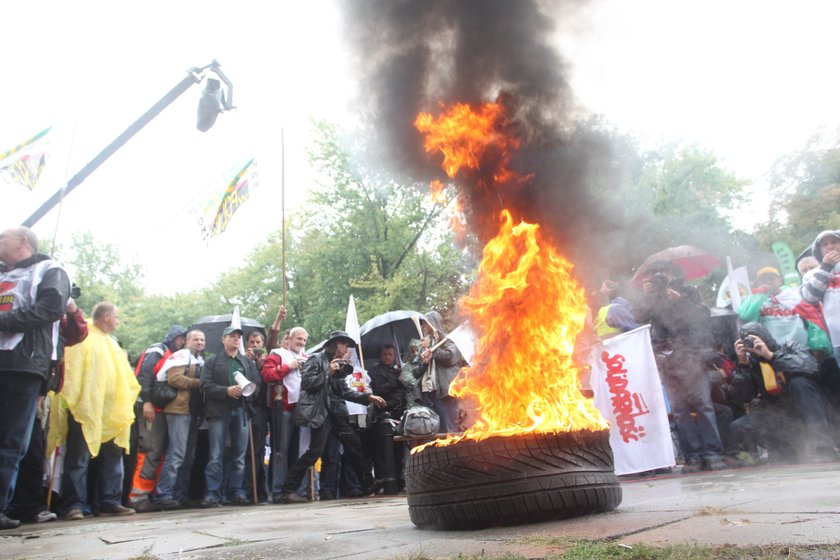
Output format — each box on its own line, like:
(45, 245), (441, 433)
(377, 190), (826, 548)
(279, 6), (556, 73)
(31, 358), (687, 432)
(359, 310), (425, 363)
(190, 314), (266, 357)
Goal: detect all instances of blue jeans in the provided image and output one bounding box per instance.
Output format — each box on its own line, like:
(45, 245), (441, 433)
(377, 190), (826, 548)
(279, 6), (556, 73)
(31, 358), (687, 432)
(61, 413), (125, 512)
(205, 408), (248, 502)
(0, 373), (41, 512)
(658, 350), (723, 463)
(421, 392), (460, 433)
(155, 414), (192, 502)
(270, 408), (295, 495)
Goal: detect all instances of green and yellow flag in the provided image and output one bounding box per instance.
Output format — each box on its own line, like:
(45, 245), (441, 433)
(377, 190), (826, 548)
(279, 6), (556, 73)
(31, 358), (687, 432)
(0, 127), (51, 190)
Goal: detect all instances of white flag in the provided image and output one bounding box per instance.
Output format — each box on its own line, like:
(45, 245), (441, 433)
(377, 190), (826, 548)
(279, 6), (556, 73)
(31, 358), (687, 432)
(717, 259), (750, 311)
(231, 304), (245, 354)
(589, 325), (675, 475)
(447, 322), (476, 366)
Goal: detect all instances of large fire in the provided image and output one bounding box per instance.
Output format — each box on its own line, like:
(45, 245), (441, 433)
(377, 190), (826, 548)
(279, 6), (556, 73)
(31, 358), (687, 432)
(414, 102), (608, 450)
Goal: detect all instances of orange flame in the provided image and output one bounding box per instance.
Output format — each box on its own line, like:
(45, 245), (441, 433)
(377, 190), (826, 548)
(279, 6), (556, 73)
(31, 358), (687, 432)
(413, 102), (607, 452)
(415, 102), (523, 186)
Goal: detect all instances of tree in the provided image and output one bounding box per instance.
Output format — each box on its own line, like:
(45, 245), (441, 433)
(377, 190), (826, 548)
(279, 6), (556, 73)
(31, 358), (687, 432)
(215, 121), (476, 343)
(759, 129), (840, 253)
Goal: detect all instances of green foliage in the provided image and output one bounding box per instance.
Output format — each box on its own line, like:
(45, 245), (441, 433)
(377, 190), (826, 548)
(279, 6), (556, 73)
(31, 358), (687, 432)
(760, 128), (840, 253)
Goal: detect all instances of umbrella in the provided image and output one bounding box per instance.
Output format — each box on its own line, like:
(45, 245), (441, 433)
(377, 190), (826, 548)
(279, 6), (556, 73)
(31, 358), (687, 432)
(631, 245), (721, 287)
(190, 314), (266, 356)
(359, 310), (425, 364)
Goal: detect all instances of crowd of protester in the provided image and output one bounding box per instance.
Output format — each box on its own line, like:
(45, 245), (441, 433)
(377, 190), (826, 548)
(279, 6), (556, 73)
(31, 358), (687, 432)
(1, 225), (839, 528)
(591, 229), (840, 473)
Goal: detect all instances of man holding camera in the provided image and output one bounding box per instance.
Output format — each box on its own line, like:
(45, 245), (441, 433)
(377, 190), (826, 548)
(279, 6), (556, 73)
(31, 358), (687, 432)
(727, 322), (836, 462)
(199, 326), (261, 506)
(278, 330), (386, 503)
(634, 260), (725, 473)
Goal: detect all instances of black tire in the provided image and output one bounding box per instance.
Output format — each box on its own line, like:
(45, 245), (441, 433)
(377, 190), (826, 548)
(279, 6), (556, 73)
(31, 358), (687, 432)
(405, 429), (622, 530)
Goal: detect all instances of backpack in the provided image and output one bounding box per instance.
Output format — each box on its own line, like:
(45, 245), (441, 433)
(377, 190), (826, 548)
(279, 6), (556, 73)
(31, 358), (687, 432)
(398, 405), (440, 437)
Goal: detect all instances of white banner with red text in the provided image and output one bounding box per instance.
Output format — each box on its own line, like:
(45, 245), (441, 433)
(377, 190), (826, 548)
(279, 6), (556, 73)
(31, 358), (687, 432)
(589, 325), (675, 475)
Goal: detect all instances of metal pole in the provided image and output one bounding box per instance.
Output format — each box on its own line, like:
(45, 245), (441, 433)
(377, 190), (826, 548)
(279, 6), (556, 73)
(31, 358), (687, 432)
(281, 127), (287, 307)
(22, 71), (203, 227)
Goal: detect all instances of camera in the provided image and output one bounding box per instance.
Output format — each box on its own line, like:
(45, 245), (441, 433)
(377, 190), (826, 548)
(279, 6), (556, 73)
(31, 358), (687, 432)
(70, 283), (81, 300)
(741, 336), (754, 349)
(252, 348), (264, 358)
(335, 359), (354, 376)
(649, 272), (670, 292)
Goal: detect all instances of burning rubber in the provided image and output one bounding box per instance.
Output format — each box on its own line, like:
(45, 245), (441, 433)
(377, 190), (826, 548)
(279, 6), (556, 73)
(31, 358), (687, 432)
(405, 429), (622, 530)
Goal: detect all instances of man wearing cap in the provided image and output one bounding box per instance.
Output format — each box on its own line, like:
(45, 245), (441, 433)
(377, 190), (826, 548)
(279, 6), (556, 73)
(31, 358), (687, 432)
(128, 324), (188, 511)
(801, 230), (840, 368)
(278, 330), (386, 503)
(199, 326), (261, 507)
(738, 267), (831, 358)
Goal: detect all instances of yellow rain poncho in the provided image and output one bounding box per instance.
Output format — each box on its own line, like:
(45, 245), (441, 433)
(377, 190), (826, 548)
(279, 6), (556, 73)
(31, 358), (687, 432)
(48, 321), (140, 457)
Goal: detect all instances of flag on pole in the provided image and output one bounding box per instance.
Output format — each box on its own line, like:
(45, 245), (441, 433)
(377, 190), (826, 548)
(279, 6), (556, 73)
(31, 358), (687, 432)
(447, 322), (476, 366)
(589, 325), (675, 475)
(194, 159), (259, 240)
(344, 295), (371, 416)
(0, 127), (51, 191)
(716, 262), (750, 309)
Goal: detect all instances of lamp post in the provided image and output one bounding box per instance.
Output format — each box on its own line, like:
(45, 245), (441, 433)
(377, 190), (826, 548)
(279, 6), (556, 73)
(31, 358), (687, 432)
(22, 60), (234, 228)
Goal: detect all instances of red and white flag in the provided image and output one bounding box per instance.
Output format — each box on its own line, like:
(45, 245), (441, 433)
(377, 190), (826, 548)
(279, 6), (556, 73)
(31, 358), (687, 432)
(589, 325), (675, 475)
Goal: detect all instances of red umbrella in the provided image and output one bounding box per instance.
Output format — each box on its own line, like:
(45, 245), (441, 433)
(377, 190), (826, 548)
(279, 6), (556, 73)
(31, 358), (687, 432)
(631, 245), (721, 287)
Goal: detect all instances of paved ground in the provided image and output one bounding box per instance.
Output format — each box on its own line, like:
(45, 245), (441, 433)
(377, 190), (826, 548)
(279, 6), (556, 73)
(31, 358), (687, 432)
(3, 462), (840, 560)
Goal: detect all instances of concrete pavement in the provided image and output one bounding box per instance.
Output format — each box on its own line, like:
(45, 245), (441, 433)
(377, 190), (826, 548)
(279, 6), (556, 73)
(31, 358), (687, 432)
(3, 462), (840, 559)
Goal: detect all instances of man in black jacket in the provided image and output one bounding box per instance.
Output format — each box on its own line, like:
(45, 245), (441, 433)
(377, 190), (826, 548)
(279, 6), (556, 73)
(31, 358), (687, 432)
(727, 322), (837, 463)
(279, 330), (386, 503)
(633, 261), (725, 473)
(368, 344), (407, 492)
(0, 227), (70, 529)
(199, 326), (261, 507)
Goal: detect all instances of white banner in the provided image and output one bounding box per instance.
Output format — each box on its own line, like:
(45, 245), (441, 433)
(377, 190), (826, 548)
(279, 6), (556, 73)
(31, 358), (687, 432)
(590, 325), (675, 475)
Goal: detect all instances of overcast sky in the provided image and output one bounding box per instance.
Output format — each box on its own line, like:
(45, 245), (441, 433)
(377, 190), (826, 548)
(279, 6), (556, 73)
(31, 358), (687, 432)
(3, 0), (840, 295)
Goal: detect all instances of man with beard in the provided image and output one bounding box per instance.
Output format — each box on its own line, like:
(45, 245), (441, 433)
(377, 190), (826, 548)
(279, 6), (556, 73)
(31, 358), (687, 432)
(278, 330), (386, 503)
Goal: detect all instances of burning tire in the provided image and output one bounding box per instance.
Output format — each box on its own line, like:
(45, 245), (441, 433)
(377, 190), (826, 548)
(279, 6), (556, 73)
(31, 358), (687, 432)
(405, 429), (621, 530)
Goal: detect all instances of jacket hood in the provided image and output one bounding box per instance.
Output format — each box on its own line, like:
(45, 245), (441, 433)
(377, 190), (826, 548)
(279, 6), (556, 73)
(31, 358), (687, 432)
(811, 230), (840, 263)
(0, 252), (51, 273)
(739, 321), (780, 354)
(163, 325), (188, 348)
(422, 311), (446, 335)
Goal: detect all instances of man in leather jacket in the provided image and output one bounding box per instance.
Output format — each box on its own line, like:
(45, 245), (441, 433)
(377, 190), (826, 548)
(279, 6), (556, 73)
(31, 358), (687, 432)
(0, 227), (70, 529)
(278, 330), (385, 503)
(727, 322), (837, 463)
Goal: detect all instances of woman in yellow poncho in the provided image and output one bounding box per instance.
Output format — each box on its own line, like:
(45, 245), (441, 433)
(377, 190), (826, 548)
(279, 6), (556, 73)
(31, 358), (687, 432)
(48, 302), (139, 519)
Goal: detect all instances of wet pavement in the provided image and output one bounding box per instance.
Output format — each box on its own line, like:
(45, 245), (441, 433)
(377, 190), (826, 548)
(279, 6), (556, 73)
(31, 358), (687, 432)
(2, 462), (840, 559)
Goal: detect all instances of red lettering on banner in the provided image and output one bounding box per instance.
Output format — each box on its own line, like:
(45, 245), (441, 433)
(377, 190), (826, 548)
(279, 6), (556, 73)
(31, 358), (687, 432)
(601, 350), (650, 443)
(829, 273), (840, 290)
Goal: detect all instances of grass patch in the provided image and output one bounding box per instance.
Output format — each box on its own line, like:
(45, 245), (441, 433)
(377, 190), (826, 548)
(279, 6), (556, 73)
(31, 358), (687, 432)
(397, 542), (840, 560)
(127, 546), (159, 560)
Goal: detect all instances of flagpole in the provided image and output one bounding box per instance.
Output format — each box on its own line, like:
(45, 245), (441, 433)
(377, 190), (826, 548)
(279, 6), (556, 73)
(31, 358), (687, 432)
(281, 127), (287, 307)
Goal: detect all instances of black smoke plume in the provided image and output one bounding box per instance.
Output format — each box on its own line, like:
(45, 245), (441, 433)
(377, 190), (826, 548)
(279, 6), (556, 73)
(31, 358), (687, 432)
(342, 0), (638, 284)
